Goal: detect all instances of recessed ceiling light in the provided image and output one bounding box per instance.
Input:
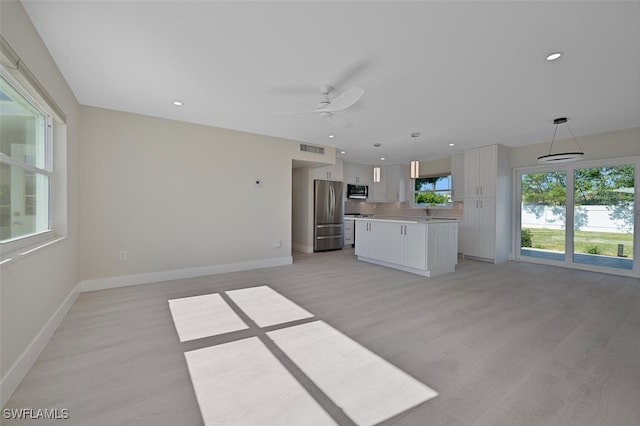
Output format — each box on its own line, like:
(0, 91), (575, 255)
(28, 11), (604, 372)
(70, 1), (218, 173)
(546, 52), (563, 61)
(340, 151), (346, 154)
(380, 157), (385, 161)
(449, 143), (455, 147)
(328, 134), (335, 138)
(173, 101), (183, 106)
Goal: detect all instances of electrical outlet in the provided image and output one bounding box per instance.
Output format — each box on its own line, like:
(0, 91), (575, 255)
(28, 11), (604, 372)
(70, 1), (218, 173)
(119, 250), (127, 261)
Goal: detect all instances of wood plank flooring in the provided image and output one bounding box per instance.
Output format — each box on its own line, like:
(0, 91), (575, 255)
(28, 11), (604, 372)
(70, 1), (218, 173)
(3, 249), (640, 426)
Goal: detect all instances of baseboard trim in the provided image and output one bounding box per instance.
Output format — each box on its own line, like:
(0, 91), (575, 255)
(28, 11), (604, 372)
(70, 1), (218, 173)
(79, 256), (294, 292)
(1, 282), (81, 408)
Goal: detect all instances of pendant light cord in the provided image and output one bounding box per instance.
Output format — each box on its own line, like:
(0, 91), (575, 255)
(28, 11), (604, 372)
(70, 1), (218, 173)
(547, 120), (583, 155)
(565, 122), (585, 153)
(547, 123), (560, 156)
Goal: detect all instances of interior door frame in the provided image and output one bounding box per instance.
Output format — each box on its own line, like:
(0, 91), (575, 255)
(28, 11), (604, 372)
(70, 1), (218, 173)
(513, 156), (640, 278)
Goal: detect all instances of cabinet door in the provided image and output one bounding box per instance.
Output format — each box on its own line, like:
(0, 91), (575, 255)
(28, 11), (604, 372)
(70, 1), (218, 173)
(344, 220), (354, 246)
(477, 198), (496, 259)
(387, 223), (406, 265)
(451, 153), (465, 200)
(478, 146), (496, 196)
(463, 198), (495, 260)
(405, 223), (427, 269)
(463, 200), (480, 257)
(385, 166), (400, 201)
(368, 221), (388, 260)
(356, 164), (373, 187)
(385, 164), (407, 202)
(354, 221), (370, 257)
(344, 162), (360, 184)
(464, 148), (480, 197)
(311, 159), (343, 181)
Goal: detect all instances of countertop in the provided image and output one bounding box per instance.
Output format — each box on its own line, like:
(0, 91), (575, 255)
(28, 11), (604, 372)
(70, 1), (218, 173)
(350, 216), (459, 224)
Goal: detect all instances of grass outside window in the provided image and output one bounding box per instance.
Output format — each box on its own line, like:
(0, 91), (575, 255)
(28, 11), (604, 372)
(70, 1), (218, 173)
(522, 228), (634, 258)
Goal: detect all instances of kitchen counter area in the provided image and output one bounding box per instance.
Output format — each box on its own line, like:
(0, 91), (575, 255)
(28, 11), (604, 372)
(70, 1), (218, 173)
(352, 216), (458, 277)
(352, 216), (459, 223)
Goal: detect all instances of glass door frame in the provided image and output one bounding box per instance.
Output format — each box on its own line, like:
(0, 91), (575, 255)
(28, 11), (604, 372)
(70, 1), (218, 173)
(513, 156), (639, 278)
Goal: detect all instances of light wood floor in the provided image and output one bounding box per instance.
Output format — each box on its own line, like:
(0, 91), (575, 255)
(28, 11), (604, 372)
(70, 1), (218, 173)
(4, 249), (640, 426)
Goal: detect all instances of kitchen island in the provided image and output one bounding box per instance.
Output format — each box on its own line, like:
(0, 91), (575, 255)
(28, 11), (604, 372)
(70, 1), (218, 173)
(353, 217), (458, 277)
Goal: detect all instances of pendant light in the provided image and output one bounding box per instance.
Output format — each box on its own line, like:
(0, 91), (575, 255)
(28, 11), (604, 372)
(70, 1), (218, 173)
(537, 117), (584, 163)
(373, 166), (381, 182)
(410, 160), (420, 179)
(373, 142), (382, 182)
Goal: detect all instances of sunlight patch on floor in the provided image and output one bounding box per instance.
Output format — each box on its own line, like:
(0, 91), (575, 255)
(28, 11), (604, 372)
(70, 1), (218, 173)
(184, 337), (336, 425)
(269, 320), (438, 426)
(168, 293), (248, 342)
(170, 286), (438, 425)
(226, 285), (314, 327)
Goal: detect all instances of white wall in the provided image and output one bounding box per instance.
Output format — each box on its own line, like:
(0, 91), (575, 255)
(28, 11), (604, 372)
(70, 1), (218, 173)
(417, 156), (452, 177)
(0, 0), (80, 404)
(78, 106), (331, 283)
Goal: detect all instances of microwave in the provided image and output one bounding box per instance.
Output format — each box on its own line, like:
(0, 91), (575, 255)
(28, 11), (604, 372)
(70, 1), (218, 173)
(347, 184), (368, 200)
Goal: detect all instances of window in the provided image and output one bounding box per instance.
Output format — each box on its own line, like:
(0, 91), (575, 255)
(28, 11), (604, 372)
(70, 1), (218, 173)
(0, 66), (52, 249)
(516, 158), (638, 276)
(413, 175), (452, 207)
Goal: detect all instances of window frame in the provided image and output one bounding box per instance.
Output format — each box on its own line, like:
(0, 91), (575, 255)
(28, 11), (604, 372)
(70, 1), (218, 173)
(0, 64), (55, 256)
(513, 156), (639, 278)
(411, 174), (454, 208)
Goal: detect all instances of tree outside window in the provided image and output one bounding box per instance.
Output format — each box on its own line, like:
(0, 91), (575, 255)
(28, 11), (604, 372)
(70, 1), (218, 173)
(413, 175), (452, 207)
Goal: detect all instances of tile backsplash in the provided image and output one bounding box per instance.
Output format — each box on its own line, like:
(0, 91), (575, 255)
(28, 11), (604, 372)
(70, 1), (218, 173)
(345, 200), (464, 219)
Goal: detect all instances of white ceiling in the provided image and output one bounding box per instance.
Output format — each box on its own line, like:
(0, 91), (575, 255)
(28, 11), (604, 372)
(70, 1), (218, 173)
(21, 0), (640, 165)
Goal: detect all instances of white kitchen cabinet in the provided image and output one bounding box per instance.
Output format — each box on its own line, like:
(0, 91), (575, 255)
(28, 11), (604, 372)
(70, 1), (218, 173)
(461, 144), (510, 263)
(388, 222), (427, 269)
(344, 219), (355, 247)
(371, 164), (407, 202)
(355, 218), (458, 277)
(464, 145), (497, 198)
(355, 220), (388, 259)
(312, 158), (343, 181)
(451, 152), (464, 201)
(344, 162), (373, 187)
(463, 198), (496, 259)
(385, 164), (407, 202)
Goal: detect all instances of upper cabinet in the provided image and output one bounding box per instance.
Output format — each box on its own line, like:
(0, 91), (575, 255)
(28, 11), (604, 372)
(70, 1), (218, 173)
(464, 145), (497, 198)
(451, 152), (464, 201)
(371, 164), (407, 202)
(344, 162), (373, 187)
(385, 164), (407, 202)
(312, 158), (343, 181)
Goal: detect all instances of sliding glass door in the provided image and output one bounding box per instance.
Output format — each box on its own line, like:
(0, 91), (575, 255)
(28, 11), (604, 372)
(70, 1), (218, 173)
(520, 171), (567, 261)
(573, 165), (634, 270)
(516, 158), (638, 276)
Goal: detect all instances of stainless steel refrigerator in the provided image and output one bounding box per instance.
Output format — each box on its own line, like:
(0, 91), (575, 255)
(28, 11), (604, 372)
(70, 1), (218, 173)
(314, 180), (344, 252)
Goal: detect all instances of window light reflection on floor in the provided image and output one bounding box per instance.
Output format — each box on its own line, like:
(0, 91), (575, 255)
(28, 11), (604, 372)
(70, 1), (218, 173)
(169, 286), (438, 425)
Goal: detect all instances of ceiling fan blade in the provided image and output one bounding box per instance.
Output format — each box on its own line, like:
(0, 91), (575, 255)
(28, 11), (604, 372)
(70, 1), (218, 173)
(325, 86), (364, 112)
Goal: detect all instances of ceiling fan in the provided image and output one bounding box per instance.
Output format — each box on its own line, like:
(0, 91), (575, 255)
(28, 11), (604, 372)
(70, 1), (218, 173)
(274, 85), (364, 120)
